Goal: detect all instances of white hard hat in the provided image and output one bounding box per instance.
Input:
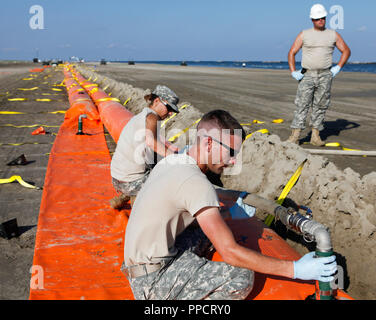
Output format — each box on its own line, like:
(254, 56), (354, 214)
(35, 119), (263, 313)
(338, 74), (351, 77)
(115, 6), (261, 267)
(310, 4), (328, 19)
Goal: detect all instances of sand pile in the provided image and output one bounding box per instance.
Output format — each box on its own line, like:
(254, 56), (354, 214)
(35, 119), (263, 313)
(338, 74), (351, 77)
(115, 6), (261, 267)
(75, 64), (376, 299)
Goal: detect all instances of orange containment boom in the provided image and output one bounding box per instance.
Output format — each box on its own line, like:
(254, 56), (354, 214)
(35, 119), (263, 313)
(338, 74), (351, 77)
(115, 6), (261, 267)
(29, 65), (134, 299)
(63, 68), (100, 121)
(72, 69), (133, 143)
(29, 64), (353, 300)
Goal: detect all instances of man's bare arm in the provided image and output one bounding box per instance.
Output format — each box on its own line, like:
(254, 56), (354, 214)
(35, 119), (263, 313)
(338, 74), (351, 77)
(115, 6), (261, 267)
(335, 32), (351, 68)
(288, 32), (303, 72)
(145, 113), (175, 157)
(195, 207), (294, 279)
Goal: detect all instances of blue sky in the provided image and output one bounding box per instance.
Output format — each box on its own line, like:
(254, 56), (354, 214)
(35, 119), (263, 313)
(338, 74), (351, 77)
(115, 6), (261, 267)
(0, 0), (375, 62)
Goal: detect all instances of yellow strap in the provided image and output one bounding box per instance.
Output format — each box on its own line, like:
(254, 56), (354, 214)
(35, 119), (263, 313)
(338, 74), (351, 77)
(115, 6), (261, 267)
(0, 175), (40, 190)
(123, 97), (131, 106)
(0, 142), (53, 146)
(89, 87), (98, 94)
(83, 84), (98, 88)
(48, 110), (66, 114)
(272, 119), (284, 123)
(264, 160), (307, 227)
(0, 111), (25, 114)
(35, 98), (52, 102)
(168, 117), (201, 143)
(94, 97), (120, 103)
(51, 88), (62, 91)
(0, 123), (59, 128)
(245, 129), (269, 140)
(22, 78), (33, 80)
(8, 98), (27, 101)
(17, 87), (39, 91)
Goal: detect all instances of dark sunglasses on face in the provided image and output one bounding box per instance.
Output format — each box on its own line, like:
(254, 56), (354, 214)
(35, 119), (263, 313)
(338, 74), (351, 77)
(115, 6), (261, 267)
(160, 99), (176, 113)
(204, 135), (238, 158)
(313, 17), (326, 21)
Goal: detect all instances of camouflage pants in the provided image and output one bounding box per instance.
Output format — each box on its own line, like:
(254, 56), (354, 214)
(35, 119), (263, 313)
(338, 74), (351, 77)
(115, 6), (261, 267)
(291, 70), (333, 131)
(112, 167), (151, 197)
(126, 224), (254, 300)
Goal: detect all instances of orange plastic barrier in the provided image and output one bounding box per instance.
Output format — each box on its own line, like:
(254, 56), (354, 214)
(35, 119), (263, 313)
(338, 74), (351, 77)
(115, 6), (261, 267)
(29, 112), (133, 300)
(71, 71), (133, 143)
(63, 69), (100, 121)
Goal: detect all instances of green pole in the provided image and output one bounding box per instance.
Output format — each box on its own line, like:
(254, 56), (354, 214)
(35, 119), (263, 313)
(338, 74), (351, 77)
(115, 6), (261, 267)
(315, 250), (335, 300)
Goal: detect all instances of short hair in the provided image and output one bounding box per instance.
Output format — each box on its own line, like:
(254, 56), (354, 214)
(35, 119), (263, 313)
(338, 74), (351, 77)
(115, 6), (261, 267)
(197, 109), (246, 140)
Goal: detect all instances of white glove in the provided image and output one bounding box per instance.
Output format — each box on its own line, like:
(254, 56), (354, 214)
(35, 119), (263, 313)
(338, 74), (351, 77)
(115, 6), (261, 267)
(293, 252), (337, 282)
(330, 65), (341, 77)
(229, 192), (256, 219)
(291, 70), (304, 81)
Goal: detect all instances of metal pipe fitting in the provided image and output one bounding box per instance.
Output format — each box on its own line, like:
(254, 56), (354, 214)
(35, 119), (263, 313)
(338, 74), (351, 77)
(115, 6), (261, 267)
(76, 114), (88, 135)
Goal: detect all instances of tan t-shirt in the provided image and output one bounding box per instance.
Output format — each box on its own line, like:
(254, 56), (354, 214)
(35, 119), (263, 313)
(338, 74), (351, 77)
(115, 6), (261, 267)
(111, 107), (157, 182)
(301, 28), (336, 70)
(124, 153), (220, 265)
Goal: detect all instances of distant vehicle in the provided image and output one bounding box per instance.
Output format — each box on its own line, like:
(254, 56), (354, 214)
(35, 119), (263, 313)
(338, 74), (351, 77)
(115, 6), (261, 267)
(242, 62), (246, 68)
(33, 58), (38, 63)
(128, 61), (135, 65)
(42, 60), (51, 65)
(100, 59), (107, 65)
(180, 61), (187, 66)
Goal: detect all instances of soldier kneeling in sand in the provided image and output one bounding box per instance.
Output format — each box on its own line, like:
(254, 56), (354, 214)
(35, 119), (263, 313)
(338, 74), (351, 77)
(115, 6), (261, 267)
(121, 109), (337, 300)
(110, 85), (180, 210)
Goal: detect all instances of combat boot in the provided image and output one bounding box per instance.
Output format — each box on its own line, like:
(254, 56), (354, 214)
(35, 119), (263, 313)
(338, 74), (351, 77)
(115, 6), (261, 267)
(310, 128), (325, 146)
(287, 129), (301, 144)
(110, 193), (130, 210)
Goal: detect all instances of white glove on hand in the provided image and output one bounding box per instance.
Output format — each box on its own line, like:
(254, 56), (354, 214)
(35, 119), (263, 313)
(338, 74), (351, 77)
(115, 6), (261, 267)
(229, 192), (256, 219)
(330, 65), (341, 77)
(291, 70), (304, 81)
(293, 252), (337, 282)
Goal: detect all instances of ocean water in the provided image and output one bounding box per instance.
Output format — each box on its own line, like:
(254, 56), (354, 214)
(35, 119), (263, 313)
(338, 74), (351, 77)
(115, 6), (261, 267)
(116, 60), (376, 74)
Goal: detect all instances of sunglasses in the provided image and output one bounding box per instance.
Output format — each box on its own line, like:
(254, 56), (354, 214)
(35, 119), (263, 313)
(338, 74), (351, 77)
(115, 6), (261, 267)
(160, 99), (177, 113)
(204, 135), (238, 158)
(313, 17), (326, 21)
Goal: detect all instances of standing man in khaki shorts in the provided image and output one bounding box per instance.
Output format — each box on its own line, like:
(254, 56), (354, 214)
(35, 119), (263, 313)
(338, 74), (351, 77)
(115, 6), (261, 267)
(287, 4), (351, 146)
(110, 85), (180, 210)
(122, 110), (337, 300)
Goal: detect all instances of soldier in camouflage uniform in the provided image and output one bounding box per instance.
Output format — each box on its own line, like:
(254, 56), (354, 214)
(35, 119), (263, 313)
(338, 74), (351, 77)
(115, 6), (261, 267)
(123, 224), (254, 300)
(287, 4), (351, 146)
(291, 70), (333, 132)
(121, 110), (337, 300)
(110, 85), (180, 209)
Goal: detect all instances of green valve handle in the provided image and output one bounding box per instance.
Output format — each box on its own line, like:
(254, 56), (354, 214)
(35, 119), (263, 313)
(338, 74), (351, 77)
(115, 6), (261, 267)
(315, 250), (335, 300)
